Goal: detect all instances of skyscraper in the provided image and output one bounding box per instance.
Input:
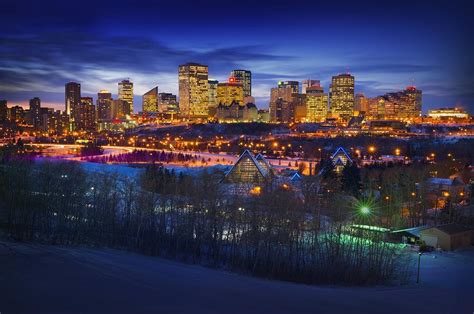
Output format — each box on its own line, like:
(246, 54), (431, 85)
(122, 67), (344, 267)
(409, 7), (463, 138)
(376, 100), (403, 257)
(329, 73), (355, 120)
(302, 79), (320, 94)
(65, 82), (81, 117)
(178, 63), (209, 119)
(305, 86), (328, 122)
(269, 86), (294, 123)
(118, 79), (134, 113)
(97, 90), (113, 121)
(208, 79), (219, 108)
(230, 70), (251, 97)
(355, 93), (368, 113)
(278, 81), (299, 94)
(142, 86), (159, 113)
(158, 93), (178, 112)
(29, 97), (41, 129)
(76, 97), (96, 131)
(217, 77), (244, 105)
(112, 99), (130, 119)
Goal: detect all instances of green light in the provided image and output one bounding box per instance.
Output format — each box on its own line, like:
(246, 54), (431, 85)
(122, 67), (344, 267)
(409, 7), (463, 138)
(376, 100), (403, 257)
(360, 206), (370, 215)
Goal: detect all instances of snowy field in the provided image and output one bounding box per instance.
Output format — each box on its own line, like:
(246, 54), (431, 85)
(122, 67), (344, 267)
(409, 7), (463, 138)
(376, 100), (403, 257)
(1, 241), (473, 314)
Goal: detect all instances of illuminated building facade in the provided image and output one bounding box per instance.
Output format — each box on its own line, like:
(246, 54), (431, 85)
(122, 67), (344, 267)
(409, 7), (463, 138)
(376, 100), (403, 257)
(118, 79), (134, 113)
(158, 93), (178, 112)
(305, 86), (328, 122)
(9, 106), (25, 124)
(65, 82), (81, 117)
(217, 77), (244, 105)
(367, 87), (422, 120)
(178, 63), (209, 119)
(76, 97), (96, 131)
(330, 147), (353, 174)
(302, 79), (320, 94)
(270, 86), (294, 122)
(224, 150), (271, 184)
(230, 69), (252, 97)
(428, 108), (469, 119)
(97, 90), (113, 121)
(142, 86), (159, 113)
(48, 110), (69, 135)
(112, 99), (130, 119)
(29, 97), (41, 129)
(355, 93), (368, 113)
(278, 81), (299, 94)
(216, 101), (257, 122)
(330, 74), (355, 120)
(208, 79), (219, 108)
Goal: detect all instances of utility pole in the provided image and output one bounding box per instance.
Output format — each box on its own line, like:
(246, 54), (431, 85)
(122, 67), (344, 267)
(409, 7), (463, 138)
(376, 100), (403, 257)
(417, 252), (422, 283)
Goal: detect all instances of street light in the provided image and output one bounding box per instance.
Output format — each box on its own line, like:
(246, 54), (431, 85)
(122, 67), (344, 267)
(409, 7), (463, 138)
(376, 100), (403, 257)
(417, 252), (423, 283)
(360, 206), (371, 215)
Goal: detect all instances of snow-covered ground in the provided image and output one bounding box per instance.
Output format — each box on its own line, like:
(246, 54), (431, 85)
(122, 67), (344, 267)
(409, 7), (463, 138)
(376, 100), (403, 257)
(1, 241), (473, 314)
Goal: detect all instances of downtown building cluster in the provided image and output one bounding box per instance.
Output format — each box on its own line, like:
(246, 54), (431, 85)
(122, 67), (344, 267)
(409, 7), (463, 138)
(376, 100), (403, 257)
(1, 62), (472, 137)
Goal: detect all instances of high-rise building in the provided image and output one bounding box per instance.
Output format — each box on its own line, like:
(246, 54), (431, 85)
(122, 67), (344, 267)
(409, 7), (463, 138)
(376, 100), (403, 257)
(208, 79), (219, 108)
(112, 99), (130, 119)
(355, 93), (368, 113)
(230, 70), (251, 97)
(305, 86), (328, 122)
(302, 79), (320, 94)
(158, 93), (178, 112)
(278, 81), (299, 94)
(118, 79), (134, 113)
(366, 87), (422, 120)
(330, 73), (355, 120)
(0, 100), (7, 122)
(179, 63), (209, 119)
(76, 97), (96, 131)
(9, 106), (25, 124)
(48, 110), (70, 135)
(217, 77), (244, 105)
(29, 97), (41, 129)
(97, 90), (113, 121)
(65, 82), (81, 117)
(270, 86), (294, 123)
(142, 86), (159, 113)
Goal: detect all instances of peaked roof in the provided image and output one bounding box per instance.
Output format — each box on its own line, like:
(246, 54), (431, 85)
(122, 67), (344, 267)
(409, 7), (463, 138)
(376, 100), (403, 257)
(330, 147), (353, 165)
(224, 150), (269, 183)
(255, 153), (273, 176)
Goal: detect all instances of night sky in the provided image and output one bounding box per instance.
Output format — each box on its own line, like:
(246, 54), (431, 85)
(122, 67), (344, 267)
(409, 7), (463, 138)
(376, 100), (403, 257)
(1, 0), (473, 113)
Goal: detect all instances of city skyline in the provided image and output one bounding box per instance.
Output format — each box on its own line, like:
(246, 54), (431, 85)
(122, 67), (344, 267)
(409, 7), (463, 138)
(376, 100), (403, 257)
(1, 0), (473, 113)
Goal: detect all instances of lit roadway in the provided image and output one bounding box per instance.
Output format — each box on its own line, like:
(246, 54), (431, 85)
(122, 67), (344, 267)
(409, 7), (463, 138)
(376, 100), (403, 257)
(27, 143), (302, 169)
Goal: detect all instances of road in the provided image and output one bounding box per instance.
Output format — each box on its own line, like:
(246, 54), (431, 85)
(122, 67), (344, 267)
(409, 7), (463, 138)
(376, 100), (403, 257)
(1, 241), (473, 314)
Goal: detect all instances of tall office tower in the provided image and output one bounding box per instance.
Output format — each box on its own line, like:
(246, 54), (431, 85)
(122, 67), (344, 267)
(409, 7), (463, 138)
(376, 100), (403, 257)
(208, 79), (219, 108)
(118, 79), (134, 113)
(111, 99), (130, 119)
(302, 79), (320, 94)
(97, 90), (113, 121)
(355, 93), (368, 113)
(158, 93), (178, 112)
(29, 97), (41, 129)
(329, 73), (355, 120)
(178, 63), (209, 119)
(0, 100), (7, 122)
(48, 110), (70, 135)
(400, 86), (422, 118)
(65, 82), (81, 117)
(142, 86), (159, 113)
(76, 97), (96, 131)
(305, 86), (328, 122)
(217, 77), (244, 105)
(278, 81), (299, 94)
(269, 86), (295, 123)
(230, 69), (251, 97)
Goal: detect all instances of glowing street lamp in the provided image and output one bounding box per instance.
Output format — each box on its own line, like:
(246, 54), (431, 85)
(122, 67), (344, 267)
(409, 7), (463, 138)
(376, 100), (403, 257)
(395, 148), (401, 156)
(360, 206), (371, 215)
(368, 146), (376, 153)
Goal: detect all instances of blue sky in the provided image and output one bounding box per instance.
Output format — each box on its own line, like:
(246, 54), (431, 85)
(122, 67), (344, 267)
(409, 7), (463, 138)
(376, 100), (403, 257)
(0, 0), (473, 113)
